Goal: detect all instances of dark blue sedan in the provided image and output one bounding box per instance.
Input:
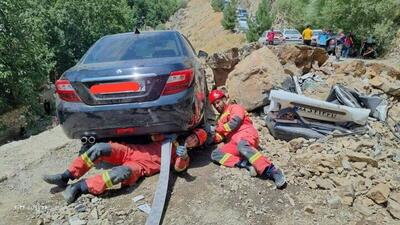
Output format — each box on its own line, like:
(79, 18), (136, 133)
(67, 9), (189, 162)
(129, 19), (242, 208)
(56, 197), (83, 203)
(55, 30), (207, 140)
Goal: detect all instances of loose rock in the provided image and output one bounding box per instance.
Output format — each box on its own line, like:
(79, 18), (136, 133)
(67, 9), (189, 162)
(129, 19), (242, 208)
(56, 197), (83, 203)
(346, 152), (378, 167)
(367, 183), (390, 204)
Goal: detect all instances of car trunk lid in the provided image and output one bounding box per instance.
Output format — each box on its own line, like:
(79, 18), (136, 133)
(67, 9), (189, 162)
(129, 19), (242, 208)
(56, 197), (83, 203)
(65, 58), (191, 105)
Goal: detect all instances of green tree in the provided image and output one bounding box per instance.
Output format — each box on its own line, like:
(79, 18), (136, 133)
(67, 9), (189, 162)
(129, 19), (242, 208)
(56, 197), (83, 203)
(246, 18), (260, 42)
(46, 0), (134, 75)
(211, 0), (224, 12)
(273, 0), (400, 52)
(256, 0), (274, 33)
(275, 0), (308, 29)
(129, 0), (184, 29)
(222, 0), (237, 31)
(0, 0), (54, 113)
(246, 0), (274, 42)
(319, 0), (400, 51)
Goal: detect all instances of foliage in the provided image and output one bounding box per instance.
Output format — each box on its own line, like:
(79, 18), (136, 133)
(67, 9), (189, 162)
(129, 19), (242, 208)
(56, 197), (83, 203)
(128, 0), (184, 28)
(0, 0), (185, 121)
(47, 0), (135, 76)
(246, 18), (260, 42)
(222, 0), (237, 31)
(273, 0), (400, 52)
(246, 0), (274, 42)
(211, 0), (224, 12)
(0, 0), (54, 114)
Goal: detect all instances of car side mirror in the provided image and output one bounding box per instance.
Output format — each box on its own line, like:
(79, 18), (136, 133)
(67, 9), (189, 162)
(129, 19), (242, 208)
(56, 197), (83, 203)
(197, 50), (208, 58)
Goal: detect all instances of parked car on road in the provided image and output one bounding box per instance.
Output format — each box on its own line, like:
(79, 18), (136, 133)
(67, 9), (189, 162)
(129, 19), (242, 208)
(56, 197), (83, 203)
(55, 30), (207, 140)
(236, 8), (248, 18)
(312, 29), (323, 46)
(282, 29), (302, 44)
(258, 30), (284, 45)
(237, 17), (249, 32)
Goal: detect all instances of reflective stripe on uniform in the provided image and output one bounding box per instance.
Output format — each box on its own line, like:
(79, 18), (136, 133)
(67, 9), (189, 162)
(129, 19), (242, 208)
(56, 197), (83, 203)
(219, 153), (232, 165)
(216, 133), (224, 141)
(102, 171), (113, 188)
(218, 111), (230, 122)
(81, 152), (94, 167)
(223, 123), (231, 132)
(249, 152), (262, 164)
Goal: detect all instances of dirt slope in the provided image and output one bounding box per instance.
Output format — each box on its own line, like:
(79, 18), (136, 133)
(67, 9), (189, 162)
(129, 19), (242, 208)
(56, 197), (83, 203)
(167, 0), (245, 54)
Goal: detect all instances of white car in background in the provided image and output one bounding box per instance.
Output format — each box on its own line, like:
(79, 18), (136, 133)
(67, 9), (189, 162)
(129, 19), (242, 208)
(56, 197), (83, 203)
(258, 30), (285, 45)
(282, 29), (302, 44)
(312, 29), (323, 46)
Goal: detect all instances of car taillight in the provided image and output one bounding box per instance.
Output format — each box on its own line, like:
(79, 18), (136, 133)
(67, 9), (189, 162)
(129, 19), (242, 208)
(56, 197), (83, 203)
(55, 80), (81, 102)
(162, 69), (194, 95)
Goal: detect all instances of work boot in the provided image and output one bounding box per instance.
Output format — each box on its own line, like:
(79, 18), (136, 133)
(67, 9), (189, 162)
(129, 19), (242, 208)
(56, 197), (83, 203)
(62, 180), (89, 205)
(263, 164), (287, 189)
(236, 160), (257, 177)
(42, 170), (73, 188)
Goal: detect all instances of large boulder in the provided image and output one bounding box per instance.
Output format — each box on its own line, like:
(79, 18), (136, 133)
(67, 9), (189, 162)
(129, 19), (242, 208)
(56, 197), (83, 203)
(225, 47), (288, 111)
(271, 45), (329, 74)
(334, 60), (366, 77)
(206, 48), (240, 87)
(366, 62), (400, 79)
(206, 44), (262, 87)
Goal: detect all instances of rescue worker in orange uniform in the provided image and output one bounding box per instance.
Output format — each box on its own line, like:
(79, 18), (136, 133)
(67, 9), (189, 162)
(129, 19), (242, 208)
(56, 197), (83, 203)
(206, 89), (287, 189)
(43, 130), (207, 204)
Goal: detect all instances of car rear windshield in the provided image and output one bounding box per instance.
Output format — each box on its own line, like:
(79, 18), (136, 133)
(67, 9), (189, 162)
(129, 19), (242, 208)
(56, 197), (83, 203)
(285, 30), (300, 35)
(82, 32), (182, 64)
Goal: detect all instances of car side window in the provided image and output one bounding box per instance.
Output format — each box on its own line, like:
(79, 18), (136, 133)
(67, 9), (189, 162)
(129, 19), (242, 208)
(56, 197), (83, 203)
(181, 35), (196, 57)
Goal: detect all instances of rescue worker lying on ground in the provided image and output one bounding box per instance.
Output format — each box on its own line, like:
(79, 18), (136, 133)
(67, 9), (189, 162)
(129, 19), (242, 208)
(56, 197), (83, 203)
(205, 90), (287, 189)
(43, 130), (207, 204)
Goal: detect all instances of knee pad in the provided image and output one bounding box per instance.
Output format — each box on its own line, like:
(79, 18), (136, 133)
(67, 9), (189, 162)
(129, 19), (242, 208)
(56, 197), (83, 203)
(237, 140), (254, 158)
(86, 143), (112, 162)
(109, 166), (132, 184)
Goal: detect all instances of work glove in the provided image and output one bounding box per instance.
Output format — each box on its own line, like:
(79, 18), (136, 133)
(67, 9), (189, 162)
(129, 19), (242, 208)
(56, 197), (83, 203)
(86, 142), (112, 160)
(176, 145), (188, 159)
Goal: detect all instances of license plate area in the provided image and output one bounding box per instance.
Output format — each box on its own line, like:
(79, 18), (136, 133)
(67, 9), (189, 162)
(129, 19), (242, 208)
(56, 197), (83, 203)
(90, 81), (145, 95)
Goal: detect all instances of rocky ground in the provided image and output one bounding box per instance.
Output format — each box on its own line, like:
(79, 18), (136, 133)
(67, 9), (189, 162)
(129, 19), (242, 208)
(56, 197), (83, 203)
(1, 1), (400, 225)
(1, 44), (399, 225)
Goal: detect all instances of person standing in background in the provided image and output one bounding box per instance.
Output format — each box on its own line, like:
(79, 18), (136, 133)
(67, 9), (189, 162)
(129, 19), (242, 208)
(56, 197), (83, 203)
(302, 25), (313, 46)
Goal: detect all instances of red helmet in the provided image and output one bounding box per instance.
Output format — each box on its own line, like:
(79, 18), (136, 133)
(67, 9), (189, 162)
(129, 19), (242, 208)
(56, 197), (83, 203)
(208, 89), (226, 105)
(193, 128), (208, 146)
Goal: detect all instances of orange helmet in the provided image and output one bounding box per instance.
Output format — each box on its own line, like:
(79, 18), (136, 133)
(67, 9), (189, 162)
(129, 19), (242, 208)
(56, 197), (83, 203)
(208, 89), (226, 105)
(193, 128), (208, 146)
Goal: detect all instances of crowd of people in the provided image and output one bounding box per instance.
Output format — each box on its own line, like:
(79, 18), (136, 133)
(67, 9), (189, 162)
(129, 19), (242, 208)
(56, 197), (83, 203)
(265, 25), (377, 59)
(302, 25), (377, 59)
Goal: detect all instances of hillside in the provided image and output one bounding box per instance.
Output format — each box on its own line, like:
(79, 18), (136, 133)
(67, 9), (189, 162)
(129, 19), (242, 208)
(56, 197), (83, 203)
(166, 0), (246, 54)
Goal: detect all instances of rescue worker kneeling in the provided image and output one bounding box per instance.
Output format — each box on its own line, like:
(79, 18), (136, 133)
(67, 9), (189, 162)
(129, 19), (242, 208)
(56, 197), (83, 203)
(206, 90), (287, 189)
(43, 131), (206, 204)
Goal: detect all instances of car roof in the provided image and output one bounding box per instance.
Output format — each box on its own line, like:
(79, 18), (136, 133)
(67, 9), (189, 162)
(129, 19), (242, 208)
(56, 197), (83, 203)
(102, 30), (180, 39)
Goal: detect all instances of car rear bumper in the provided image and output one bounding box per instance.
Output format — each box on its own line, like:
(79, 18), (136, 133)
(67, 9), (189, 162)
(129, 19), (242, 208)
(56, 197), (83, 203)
(57, 88), (201, 139)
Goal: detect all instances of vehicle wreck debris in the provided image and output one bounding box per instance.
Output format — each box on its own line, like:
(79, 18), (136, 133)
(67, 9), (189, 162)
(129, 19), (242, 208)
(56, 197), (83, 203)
(264, 83), (389, 140)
